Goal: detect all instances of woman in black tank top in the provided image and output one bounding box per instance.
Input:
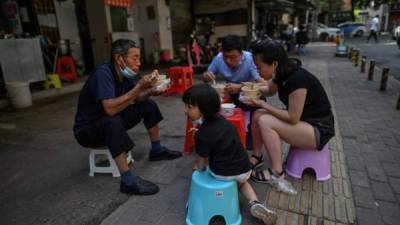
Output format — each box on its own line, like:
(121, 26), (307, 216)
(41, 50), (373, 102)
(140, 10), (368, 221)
(243, 40), (334, 193)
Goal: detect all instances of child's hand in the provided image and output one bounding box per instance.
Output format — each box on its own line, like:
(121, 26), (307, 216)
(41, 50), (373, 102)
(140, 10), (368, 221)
(189, 127), (199, 138)
(192, 164), (198, 172)
(189, 127), (198, 133)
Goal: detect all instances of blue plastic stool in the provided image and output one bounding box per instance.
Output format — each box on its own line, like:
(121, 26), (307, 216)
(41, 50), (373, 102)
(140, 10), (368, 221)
(186, 170), (241, 225)
(298, 47), (306, 55)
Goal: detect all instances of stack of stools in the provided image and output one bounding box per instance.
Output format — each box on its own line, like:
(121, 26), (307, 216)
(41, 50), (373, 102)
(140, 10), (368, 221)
(88, 147), (134, 177)
(165, 66), (193, 95)
(184, 108), (246, 154)
(285, 144), (331, 181)
(56, 56), (78, 82)
(186, 170), (242, 225)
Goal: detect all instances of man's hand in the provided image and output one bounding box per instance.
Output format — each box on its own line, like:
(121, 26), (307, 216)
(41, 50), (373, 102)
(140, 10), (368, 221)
(202, 71), (216, 83)
(137, 73), (157, 91)
(225, 83), (242, 94)
(150, 89), (164, 96)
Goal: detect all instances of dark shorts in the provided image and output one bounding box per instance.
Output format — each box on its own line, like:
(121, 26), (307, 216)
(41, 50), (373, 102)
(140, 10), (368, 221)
(74, 99), (163, 158)
(304, 113), (335, 150)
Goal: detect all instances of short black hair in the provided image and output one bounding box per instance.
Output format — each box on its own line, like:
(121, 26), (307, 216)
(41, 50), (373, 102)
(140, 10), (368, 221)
(110, 39), (138, 62)
(222, 35), (243, 52)
(182, 84), (221, 120)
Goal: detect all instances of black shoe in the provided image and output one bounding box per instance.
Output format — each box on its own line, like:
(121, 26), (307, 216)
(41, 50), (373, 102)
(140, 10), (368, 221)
(120, 176), (159, 195)
(149, 147), (182, 161)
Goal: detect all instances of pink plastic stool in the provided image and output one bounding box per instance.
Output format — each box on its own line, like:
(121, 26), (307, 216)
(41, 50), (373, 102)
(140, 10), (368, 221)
(285, 145), (331, 181)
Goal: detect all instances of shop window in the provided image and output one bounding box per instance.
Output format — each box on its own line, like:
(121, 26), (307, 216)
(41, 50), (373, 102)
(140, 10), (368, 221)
(110, 7), (128, 32)
(146, 6), (155, 20)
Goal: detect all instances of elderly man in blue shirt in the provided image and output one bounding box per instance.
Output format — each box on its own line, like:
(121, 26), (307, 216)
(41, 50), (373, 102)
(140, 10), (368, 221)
(203, 35), (265, 149)
(73, 39), (182, 196)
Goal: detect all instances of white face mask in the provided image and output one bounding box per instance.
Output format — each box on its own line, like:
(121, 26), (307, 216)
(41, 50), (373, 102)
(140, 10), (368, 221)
(119, 57), (137, 79)
(192, 117), (203, 126)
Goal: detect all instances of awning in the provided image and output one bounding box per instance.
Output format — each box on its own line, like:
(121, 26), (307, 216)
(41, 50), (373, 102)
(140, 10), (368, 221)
(256, 0), (315, 10)
(104, 0), (132, 8)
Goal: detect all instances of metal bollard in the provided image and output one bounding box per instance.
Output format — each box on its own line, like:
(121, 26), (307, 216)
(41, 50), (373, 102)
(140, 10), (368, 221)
(354, 50), (359, 67)
(397, 94), (400, 110)
(348, 46), (353, 60)
(361, 56), (367, 73)
(380, 67), (390, 91)
(368, 60), (375, 80)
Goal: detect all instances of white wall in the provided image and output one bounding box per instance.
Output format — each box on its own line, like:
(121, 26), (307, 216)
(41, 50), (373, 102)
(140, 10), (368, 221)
(364, 4), (390, 31)
(53, 0), (83, 64)
(157, 0), (173, 58)
(133, 0), (173, 63)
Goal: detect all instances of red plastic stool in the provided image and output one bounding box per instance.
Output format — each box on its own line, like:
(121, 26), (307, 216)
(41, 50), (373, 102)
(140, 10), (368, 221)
(166, 66), (193, 95)
(184, 119), (196, 154)
(184, 108), (246, 154)
(227, 108), (246, 149)
(222, 95), (232, 103)
(56, 56), (78, 82)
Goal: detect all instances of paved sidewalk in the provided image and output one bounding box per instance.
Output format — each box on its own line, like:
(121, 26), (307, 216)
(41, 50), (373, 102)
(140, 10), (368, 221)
(2, 43), (398, 225)
(316, 44), (400, 225)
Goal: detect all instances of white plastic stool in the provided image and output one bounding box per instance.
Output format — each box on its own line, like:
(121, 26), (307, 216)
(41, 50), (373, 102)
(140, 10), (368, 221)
(88, 148), (134, 177)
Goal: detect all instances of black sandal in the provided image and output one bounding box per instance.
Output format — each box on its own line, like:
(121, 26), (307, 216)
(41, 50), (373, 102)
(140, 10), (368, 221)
(250, 154), (264, 170)
(250, 168), (284, 184)
(250, 170), (270, 184)
(267, 168), (284, 178)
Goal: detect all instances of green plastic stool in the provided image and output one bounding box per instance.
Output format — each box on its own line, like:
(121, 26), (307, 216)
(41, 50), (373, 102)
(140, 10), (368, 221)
(44, 73), (62, 89)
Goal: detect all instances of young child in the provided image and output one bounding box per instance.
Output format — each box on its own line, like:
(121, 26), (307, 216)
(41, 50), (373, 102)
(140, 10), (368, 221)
(182, 84), (277, 225)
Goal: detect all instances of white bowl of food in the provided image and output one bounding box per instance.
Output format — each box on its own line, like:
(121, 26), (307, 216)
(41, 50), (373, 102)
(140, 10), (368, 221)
(212, 83), (226, 98)
(220, 103), (235, 116)
(241, 85), (260, 99)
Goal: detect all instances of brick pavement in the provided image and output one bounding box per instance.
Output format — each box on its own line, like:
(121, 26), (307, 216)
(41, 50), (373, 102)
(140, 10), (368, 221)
(307, 43), (400, 225)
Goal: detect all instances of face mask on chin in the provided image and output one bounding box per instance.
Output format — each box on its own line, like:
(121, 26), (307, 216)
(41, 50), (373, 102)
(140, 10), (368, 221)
(119, 57), (137, 79)
(192, 117), (203, 126)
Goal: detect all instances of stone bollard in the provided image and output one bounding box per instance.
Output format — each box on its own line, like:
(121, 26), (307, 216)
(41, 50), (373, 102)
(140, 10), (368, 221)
(368, 60), (375, 80)
(379, 67), (390, 91)
(361, 56), (367, 73)
(348, 46), (353, 60)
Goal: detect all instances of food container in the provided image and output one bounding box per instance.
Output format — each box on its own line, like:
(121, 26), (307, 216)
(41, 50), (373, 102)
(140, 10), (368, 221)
(220, 103), (235, 116)
(241, 85), (260, 98)
(212, 83), (226, 98)
(153, 77), (170, 91)
(155, 74), (167, 86)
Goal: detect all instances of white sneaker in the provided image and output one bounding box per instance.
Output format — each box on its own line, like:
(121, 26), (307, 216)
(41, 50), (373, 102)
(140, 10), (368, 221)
(269, 169), (297, 195)
(250, 202), (278, 225)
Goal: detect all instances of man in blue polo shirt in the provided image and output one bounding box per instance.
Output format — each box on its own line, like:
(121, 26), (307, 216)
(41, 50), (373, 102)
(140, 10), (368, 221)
(73, 39), (181, 195)
(203, 35), (265, 149)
